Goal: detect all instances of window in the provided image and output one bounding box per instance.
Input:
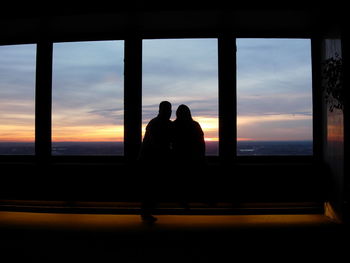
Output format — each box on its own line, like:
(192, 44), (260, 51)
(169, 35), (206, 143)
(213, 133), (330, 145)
(237, 39), (313, 156)
(1, 38), (315, 159)
(142, 39), (219, 155)
(0, 44), (36, 155)
(52, 41), (124, 155)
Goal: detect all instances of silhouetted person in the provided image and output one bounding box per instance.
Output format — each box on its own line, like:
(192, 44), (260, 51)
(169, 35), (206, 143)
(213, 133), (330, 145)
(138, 101), (173, 223)
(172, 104), (205, 163)
(172, 104), (206, 207)
(139, 101), (173, 162)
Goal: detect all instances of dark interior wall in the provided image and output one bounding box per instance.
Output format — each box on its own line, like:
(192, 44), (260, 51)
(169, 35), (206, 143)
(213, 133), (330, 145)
(0, 7), (344, 44)
(321, 39), (345, 219)
(344, 36), (350, 221)
(0, 160), (327, 204)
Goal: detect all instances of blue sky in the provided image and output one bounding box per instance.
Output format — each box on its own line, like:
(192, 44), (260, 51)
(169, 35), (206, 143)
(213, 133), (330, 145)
(0, 38), (313, 143)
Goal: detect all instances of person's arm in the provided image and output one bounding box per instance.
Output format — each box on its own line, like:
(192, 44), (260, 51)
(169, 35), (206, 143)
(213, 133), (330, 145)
(194, 122), (206, 158)
(138, 122), (151, 160)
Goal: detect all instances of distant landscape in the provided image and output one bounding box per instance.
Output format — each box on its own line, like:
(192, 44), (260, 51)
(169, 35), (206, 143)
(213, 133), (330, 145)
(0, 141), (312, 156)
(236, 141), (312, 156)
(52, 141), (124, 156)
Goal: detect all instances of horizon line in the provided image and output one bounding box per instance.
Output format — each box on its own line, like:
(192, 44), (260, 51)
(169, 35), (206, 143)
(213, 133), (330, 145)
(0, 139), (314, 143)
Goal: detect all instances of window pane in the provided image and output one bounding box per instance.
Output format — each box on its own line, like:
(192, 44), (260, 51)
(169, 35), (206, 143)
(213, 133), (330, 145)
(0, 44), (36, 155)
(52, 41), (124, 155)
(237, 39), (313, 156)
(143, 39), (218, 155)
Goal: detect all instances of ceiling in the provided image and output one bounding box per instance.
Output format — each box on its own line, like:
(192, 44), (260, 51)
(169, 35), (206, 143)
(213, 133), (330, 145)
(1, 2), (346, 44)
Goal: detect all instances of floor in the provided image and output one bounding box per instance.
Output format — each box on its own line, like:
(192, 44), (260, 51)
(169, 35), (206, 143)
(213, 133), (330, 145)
(0, 211), (347, 262)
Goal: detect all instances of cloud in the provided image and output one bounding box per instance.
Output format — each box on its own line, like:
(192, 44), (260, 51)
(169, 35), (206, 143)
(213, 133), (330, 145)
(52, 41), (124, 123)
(237, 39), (312, 122)
(237, 92), (312, 117)
(87, 107), (124, 125)
(0, 44), (36, 101)
(237, 39), (311, 68)
(237, 113), (313, 141)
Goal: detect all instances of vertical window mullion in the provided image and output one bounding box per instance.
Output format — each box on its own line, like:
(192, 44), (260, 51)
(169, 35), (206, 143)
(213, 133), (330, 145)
(124, 38), (142, 161)
(35, 40), (53, 161)
(311, 38), (323, 161)
(218, 36), (237, 162)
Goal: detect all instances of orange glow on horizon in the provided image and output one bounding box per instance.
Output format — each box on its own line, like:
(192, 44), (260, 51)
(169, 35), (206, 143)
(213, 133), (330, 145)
(0, 138), (35, 143)
(237, 137), (254, 141)
(1, 114), (312, 142)
(0, 124), (35, 142)
(52, 125), (124, 142)
(237, 114), (311, 126)
(204, 137), (218, 142)
(141, 116), (219, 142)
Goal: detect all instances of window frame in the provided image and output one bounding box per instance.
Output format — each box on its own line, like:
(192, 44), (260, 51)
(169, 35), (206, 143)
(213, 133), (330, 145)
(0, 34), (320, 165)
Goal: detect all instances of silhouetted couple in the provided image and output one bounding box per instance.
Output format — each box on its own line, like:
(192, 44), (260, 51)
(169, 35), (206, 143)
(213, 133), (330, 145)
(139, 101), (205, 223)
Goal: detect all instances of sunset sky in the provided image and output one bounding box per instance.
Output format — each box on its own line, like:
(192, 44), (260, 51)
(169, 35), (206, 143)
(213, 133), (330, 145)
(0, 44), (36, 142)
(237, 38), (312, 141)
(0, 38), (312, 143)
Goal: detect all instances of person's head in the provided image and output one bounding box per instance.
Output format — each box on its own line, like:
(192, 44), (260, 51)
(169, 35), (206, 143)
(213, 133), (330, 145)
(176, 104), (192, 121)
(158, 101), (172, 119)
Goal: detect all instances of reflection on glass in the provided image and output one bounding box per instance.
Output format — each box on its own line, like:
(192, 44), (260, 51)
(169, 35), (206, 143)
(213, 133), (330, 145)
(143, 39), (218, 155)
(52, 41), (124, 155)
(0, 44), (36, 155)
(237, 39), (313, 156)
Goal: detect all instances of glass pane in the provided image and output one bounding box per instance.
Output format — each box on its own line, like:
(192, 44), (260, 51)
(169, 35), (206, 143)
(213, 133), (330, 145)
(52, 41), (124, 155)
(143, 39), (218, 156)
(0, 44), (36, 155)
(237, 39), (313, 156)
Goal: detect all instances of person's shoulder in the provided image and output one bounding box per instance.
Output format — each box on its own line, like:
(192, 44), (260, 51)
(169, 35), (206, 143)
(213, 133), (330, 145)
(147, 117), (172, 127)
(193, 120), (201, 127)
(146, 117), (158, 128)
(148, 117), (157, 124)
(193, 120), (204, 133)
(172, 119), (184, 127)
